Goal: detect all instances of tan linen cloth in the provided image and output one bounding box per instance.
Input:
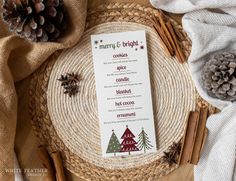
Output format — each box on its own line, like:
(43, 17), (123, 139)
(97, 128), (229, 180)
(0, 0), (87, 180)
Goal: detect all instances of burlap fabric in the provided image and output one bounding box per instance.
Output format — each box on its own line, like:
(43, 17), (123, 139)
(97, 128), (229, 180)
(0, 0), (87, 180)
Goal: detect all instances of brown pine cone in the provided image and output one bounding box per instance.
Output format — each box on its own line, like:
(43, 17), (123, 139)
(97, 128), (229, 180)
(2, 0), (67, 42)
(202, 52), (236, 101)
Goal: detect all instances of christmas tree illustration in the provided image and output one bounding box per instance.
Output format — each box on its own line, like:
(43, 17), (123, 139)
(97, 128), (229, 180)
(120, 125), (139, 155)
(106, 130), (121, 156)
(137, 127), (153, 153)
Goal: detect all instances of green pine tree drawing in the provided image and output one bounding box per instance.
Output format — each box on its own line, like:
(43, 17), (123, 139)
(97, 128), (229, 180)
(137, 127), (153, 153)
(106, 130), (121, 156)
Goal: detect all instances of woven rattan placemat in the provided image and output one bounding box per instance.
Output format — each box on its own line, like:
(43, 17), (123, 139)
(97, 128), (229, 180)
(29, 3), (214, 180)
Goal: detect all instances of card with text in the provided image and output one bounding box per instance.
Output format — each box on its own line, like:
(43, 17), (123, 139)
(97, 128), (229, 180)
(91, 30), (157, 157)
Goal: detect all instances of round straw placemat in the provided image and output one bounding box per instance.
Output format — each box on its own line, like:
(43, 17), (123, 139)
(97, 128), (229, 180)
(29, 3), (215, 180)
(47, 22), (195, 169)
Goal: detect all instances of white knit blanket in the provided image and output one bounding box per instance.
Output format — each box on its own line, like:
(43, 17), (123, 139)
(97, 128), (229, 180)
(150, 1), (236, 181)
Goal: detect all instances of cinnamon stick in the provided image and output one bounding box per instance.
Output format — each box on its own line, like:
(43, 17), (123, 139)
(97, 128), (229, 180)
(191, 107), (208, 164)
(166, 21), (186, 63)
(179, 111), (199, 165)
(156, 12), (176, 53)
(152, 25), (171, 56)
(51, 151), (66, 181)
(37, 146), (56, 181)
(152, 17), (174, 56)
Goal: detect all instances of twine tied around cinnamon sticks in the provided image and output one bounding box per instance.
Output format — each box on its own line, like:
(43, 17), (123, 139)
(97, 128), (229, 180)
(152, 11), (186, 63)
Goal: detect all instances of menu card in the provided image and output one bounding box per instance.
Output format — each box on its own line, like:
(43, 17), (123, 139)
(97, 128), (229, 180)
(91, 30), (157, 157)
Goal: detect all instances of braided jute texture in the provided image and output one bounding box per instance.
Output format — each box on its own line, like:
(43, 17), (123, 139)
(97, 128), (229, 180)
(29, 3), (214, 181)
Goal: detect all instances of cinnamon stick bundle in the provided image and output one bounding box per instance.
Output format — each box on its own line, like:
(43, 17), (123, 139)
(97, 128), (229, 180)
(152, 18), (174, 57)
(179, 108), (209, 165)
(156, 12), (176, 50)
(152, 11), (186, 63)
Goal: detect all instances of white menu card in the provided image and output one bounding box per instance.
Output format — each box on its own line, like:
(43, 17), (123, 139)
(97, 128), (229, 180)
(91, 30), (157, 157)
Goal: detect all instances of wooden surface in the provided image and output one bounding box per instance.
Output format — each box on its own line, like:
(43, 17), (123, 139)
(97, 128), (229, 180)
(14, 0), (194, 181)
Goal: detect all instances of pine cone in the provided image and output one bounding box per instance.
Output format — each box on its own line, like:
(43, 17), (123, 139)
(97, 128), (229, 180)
(2, 0), (66, 42)
(202, 52), (236, 101)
